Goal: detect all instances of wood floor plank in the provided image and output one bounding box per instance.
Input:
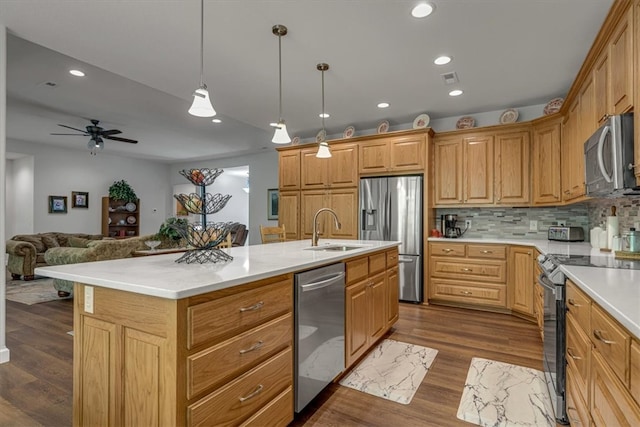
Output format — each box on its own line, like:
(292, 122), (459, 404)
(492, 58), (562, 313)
(0, 297), (544, 426)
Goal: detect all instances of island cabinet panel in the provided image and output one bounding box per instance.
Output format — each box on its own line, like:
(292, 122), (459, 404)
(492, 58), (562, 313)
(278, 150), (301, 190)
(566, 371), (591, 427)
(566, 315), (591, 408)
(344, 248), (399, 369)
(631, 339), (640, 405)
(507, 246), (534, 317)
(278, 191), (300, 240)
(494, 131), (530, 205)
(591, 304), (630, 384)
(532, 119), (562, 205)
(591, 351), (640, 427)
(240, 387), (293, 427)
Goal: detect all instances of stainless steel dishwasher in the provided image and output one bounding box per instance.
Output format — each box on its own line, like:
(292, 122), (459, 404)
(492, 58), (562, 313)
(294, 263), (345, 413)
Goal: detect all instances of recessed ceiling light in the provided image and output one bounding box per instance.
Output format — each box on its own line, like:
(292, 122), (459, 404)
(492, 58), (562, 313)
(212, 118), (222, 123)
(319, 113), (330, 118)
(449, 89), (463, 97)
(411, 2), (434, 18)
(434, 56), (451, 65)
(69, 69), (85, 77)
(377, 102), (390, 108)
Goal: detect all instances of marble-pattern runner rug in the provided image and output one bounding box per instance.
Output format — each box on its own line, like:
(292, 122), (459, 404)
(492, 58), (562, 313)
(457, 357), (555, 427)
(339, 339), (438, 404)
(5, 278), (69, 305)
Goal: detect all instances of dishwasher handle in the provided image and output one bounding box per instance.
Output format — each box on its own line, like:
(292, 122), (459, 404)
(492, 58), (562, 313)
(300, 272), (345, 292)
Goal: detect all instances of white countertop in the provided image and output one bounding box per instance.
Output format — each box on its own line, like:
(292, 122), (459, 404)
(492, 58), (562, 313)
(35, 239), (399, 300)
(429, 237), (640, 338)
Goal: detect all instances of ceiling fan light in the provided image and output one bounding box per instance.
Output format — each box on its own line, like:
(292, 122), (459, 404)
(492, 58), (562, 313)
(272, 121), (291, 144)
(189, 87), (217, 117)
(316, 142), (332, 158)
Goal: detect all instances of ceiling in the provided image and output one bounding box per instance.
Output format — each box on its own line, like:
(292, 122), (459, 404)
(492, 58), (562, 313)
(0, 0), (614, 162)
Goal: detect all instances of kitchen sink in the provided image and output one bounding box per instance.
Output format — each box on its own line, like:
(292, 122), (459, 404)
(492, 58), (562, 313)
(304, 245), (365, 252)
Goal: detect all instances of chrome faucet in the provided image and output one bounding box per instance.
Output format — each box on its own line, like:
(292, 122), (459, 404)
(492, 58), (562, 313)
(312, 208), (341, 246)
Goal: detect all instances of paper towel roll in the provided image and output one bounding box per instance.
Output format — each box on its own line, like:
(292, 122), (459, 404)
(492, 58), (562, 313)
(607, 216), (619, 249)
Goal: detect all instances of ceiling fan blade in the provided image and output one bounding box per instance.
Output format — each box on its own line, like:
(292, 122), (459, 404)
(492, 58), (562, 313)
(104, 135), (138, 144)
(50, 133), (88, 136)
(100, 129), (122, 136)
(57, 124), (87, 133)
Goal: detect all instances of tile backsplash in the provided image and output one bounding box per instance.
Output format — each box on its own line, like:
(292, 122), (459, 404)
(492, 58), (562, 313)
(435, 196), (640, 241)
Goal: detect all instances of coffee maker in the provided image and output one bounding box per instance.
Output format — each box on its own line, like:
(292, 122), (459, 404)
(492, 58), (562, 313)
(441, 214), (465, 238)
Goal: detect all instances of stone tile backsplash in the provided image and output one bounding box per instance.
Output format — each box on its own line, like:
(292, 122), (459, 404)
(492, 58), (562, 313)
(435, 196), (640, 241)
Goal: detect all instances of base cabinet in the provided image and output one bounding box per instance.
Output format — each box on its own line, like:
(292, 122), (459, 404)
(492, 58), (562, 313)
(508, 246), (534, 317)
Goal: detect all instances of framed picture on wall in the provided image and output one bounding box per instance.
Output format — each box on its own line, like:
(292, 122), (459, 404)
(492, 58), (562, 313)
(72, 191), (89, 208)
(48, 195), (68, 213)
(267, 188), (279, 220)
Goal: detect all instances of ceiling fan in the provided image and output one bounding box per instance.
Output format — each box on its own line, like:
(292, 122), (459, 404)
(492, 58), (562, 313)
(51, 119), (138, 155)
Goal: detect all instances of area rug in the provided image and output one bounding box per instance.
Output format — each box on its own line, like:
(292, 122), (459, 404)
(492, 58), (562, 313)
(339, 339), (438, 405)
(5, 277), (69, 305)
(456, 357), (555, 427)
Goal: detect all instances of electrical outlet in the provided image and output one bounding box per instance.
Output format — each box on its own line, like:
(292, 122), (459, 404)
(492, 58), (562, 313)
(465, 219), (472, 229)
(84, 286), (94, 314)
(530, 220), (538, 231)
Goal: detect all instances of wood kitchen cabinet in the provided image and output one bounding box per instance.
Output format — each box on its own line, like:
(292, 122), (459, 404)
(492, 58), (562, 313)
(594, 48), (610, 126)
(561, 100), (585, 202)
(433, 137), (463, 205)
(301, 143), (358, 189)
(278, 191), (300, 240)
(278, 150), (300, 190)
(386, 250), (399, 327)
(300, 188), (358, 240)
(532, 118), (562, 205)
(344, 248), (399, 369)
(494, 131), (530, 205)
(507, 246), (534, 318)
(635, 0), (640, 185)
(359, 134), (426, 174)
(610, 6), (634, 116)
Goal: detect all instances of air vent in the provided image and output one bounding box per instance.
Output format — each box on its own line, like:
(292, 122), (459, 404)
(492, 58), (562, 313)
(441, 72), (459, 85)
(37, 81), (58, 88)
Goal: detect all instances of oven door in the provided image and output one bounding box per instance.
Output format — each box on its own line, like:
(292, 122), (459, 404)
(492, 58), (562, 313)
(538, 272), (568, 424)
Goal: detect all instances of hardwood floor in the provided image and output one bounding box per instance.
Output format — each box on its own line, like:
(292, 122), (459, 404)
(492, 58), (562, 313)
(0, 300), (542, 427)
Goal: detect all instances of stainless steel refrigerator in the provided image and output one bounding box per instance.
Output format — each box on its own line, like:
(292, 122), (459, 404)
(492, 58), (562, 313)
(359, 175), (423, 303)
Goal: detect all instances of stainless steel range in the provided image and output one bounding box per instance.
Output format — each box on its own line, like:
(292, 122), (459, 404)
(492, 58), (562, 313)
(537, 253), (568, 425)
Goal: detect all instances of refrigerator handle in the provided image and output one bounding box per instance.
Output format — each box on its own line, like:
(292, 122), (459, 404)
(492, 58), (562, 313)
(385, 188), (392, 240)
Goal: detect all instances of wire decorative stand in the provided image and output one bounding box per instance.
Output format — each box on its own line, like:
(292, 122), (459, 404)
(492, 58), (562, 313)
(172, 168), (237, 264)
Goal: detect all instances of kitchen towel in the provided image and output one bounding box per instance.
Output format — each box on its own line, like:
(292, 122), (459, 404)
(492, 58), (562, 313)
(339, 339), (438, 405)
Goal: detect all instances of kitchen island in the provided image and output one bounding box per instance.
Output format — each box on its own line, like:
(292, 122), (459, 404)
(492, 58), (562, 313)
(35, 239), (400, 427)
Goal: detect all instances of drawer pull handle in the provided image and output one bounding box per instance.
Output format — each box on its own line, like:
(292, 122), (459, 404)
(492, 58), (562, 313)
(567, 407), (581, 424)
(460, 291), (472, 295)
(239, 341), (264, 354)
(567, 298), (580, 307)
(239, 384), (264, 402)
(593, 329), (615, 345)
(461, 268), (472, 272)
(443, 248), (453, 253)
(239, 301), (264, 312)
(480, 250), (493, 254)
(566, 348), (581, 360)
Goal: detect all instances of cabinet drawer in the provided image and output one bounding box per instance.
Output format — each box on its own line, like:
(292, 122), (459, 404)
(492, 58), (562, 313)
(467, 244), (506, 260)
(430, 258), (506, 282)
(630, 339), (640, 406)
(431, 278), (506, 307)
(188, 278), (292, 349)
(346, 257), (368, 285)
(567, 279), (591, 336)
(591, 304), (630, 385)
(188, 347), (292, 427)
(429, 242), (465, 257)
(566, 367), (592, 427)
(369, 252), (386, 274)
(386, 249), (398, 267)
(567, 314), (591, 404)
(240, 386), (293, 427)
(187, 314), (292, 398)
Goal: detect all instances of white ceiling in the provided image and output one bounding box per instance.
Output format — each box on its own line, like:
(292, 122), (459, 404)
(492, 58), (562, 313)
(0, 0), (614, 162)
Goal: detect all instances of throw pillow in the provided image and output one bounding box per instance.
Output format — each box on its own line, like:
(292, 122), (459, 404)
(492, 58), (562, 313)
(68, 236), (91, 248)
(13, 235), (46, 253)
(41, 234), (61, 249)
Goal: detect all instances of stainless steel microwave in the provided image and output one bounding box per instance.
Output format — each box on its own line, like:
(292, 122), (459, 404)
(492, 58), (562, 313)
(584, 113), (639, 197)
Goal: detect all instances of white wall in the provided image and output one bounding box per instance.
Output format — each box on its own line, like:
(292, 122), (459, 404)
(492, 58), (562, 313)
(171, 151), (278, 245)
(6, 139), (172, 235)
(1, 23), (10, 363)
(6, 155), (34, 237)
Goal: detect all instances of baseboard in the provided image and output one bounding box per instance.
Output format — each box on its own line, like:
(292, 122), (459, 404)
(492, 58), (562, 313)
(0, 346), (10, 364)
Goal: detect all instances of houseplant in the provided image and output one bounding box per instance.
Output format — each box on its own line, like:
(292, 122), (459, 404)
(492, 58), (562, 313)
(108, 180), (138, 202)
(158, 217), (189, 243)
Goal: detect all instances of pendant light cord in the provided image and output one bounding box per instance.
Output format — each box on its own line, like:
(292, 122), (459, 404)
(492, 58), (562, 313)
(278, 33), (283, 121)
(321, 68), (325, 139)
(199, 0), (204, 88)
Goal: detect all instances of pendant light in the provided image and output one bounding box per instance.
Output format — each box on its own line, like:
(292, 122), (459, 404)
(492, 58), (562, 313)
(271, 25), (291, 144)
(188, 0), (216, 117)
(316, 63), (331, 158)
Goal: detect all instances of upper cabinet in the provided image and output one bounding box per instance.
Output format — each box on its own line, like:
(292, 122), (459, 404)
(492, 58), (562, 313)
(610, 6), (634, 115)
(433, 138), (463, 205)
(494, 131), (530, 205)
(635, 0), (640, 185)
(278, 150), (300, 190)
(359, 134), (425, 174)
(532, 118), (562, 205)
(301, 142), (358, 189)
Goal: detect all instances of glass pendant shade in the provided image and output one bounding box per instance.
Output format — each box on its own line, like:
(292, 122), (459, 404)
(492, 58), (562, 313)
(189, 87), (216, 117)
(316, 141), (331, 158)
(272, 121), (291, 144)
